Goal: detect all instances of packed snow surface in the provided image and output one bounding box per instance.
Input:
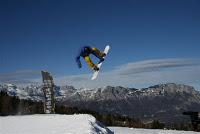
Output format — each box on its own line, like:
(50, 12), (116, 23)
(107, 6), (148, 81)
(0, 114), (113, 134)
(109, 127), (199, 134)
(1, 114), (199, 134)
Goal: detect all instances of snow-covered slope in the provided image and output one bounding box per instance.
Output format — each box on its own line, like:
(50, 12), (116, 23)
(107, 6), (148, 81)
(1, 114), (198, 134)
(1, 114), (113, 134)
(109, 127), (199, 134)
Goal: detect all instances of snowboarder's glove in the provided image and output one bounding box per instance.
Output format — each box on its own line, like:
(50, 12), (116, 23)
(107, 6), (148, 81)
(93, 66), (99, 71)
(76, 56), (82, 68)
(78, 63), (82, 68)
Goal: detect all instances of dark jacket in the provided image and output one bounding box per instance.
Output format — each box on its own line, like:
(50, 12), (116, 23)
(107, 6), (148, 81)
(76, 46), (92, 68)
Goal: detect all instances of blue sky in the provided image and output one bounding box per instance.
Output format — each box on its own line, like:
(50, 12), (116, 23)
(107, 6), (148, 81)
(0, 0), (200, 89)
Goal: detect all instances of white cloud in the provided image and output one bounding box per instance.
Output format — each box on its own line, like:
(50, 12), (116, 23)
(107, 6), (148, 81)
(114, 58), (200, 75)
(1, 58), (200, 90)
(54, 58), (200, 90)
(0, 70), (41, 85)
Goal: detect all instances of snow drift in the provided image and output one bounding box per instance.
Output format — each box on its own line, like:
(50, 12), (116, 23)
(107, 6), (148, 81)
(0, 114), (113, 134)
(1, 114), (199, 134)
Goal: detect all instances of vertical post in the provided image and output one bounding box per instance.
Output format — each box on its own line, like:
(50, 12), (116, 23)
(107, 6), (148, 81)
(41, 71), (55, 114)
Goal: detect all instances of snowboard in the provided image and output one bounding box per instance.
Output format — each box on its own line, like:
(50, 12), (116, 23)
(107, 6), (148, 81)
(91, 45), (110, 80)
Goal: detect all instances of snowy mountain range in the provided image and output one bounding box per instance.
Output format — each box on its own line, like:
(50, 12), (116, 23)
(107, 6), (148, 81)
(1, 83), (200, 123)
(60, 83), (200, 123)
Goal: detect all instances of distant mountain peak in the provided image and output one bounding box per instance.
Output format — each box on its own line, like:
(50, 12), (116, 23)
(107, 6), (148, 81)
(1, 82), (200, 123)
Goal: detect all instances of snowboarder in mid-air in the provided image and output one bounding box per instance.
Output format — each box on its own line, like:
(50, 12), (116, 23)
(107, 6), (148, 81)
(76, 46), (106, 71)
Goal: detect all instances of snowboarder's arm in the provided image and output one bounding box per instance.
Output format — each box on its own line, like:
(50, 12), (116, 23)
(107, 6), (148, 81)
(76, 56), (82, 68)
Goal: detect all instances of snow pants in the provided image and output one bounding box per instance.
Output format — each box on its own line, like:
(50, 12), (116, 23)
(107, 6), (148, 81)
(84, 47), (105, 69)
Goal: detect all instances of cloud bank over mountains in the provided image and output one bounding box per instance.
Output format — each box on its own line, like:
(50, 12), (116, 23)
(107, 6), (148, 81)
(0, 58), (200, 90)
(115, 58), (200, 75)
(55, 58), (200, 89)
(0, 70), (41, 85)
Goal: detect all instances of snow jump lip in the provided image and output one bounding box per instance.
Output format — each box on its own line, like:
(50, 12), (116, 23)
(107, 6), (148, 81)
(1, 114), (113, 134)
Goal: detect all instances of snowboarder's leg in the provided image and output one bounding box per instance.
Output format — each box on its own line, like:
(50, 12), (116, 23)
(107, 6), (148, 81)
(84, 56), (99, 71)
(92, 47), (106, 57)
(91, 47), (106, 63)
